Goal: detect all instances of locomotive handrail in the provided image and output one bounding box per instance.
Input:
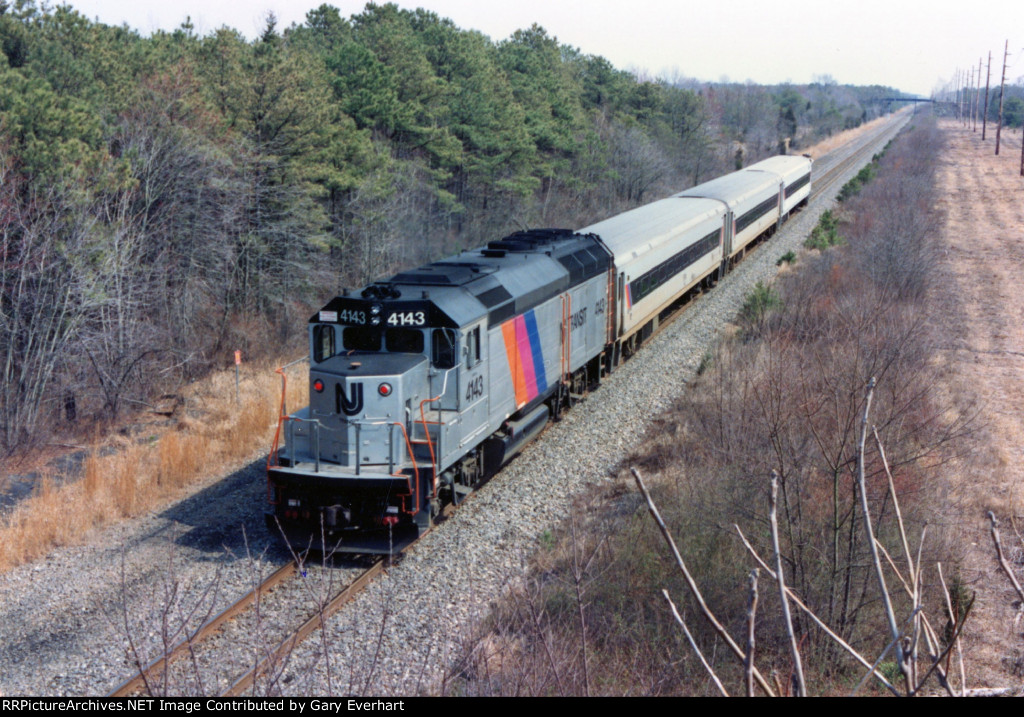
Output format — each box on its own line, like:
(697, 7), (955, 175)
(267, 366), (293, 504)
(418, 369), (450, 498)
(268, 366), (289, 473)
(606, 267), (615, 346)
(363, 419), (421, 516)
(274, 412), (331, 475)
(565, 292), (572, 386)
(267, 359), (311, 474)
(391, 421), (420, 515)
(272, 411), (421, 515)
(280, 414), (324, 473)
(560, 294), (566, 381)
(566, 292), (572, 379)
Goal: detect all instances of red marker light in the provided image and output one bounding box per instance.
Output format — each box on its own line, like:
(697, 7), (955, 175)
(378, 383), (392, 396)
(313, 379), (324, 392)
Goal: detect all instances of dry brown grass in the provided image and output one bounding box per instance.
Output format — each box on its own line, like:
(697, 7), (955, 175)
(924, 118), (1024, 685)
(797, 109), (911, 160)
(0, 357), (308, 572)
(449, 113), (963, 697)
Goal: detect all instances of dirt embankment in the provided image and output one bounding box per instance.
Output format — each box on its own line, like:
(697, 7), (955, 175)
(930, 119), (1024, 686)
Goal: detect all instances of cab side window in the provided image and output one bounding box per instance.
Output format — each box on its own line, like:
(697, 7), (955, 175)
(465, 326), (480, 368)
(313, 324), (335, 363)
(431, 328), (457, 369)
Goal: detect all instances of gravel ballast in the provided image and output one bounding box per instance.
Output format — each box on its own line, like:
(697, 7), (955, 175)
(0, 111), (909, 697)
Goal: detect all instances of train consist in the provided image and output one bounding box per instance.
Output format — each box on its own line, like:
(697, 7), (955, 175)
(266, 154), (812, 553)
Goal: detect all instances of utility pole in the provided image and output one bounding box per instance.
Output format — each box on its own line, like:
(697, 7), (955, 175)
(962, 67), (969, 125)
(983, 51), (992, 140)
(958, 67), (964, 124)
(1019, 94), (1024, 176)
(965, 67), (972, 127)
(996, 40), (1008, 155)
(975, 57), (982, 131)
(968, 65), (975, 128)
(953, 67), (959, 122)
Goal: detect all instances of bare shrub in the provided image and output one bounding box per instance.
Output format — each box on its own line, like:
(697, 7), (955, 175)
(449, 114), (970, 696)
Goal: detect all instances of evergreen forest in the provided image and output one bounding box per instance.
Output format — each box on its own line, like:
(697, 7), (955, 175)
(0, 0), (904, 454)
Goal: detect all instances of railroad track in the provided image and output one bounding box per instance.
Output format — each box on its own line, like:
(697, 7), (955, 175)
(108, 560), (300, 696)
(107, 540), (394, 697)
(109, 502), (465, 696)
(638, 109), (910, 352)
(221, 557), (385, 696)
(810, 109), (912, 201)
(105, 110), (909, 698)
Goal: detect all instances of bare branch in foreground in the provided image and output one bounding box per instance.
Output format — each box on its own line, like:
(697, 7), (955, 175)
(631, 467), (776, 696)
(661, 590), (729, 697)
(988, 511), (1024, 607)
(849, 607), (922, 697)
(873, 426), (916, 585)
(745, 568), (759, 697)
(871, 534), (958, 697)
(733, 524), (900, 697)
(963, 688), (1016, 697)
(856, 378), (908, 689)
(911, 593), (974, 696)
(770, 471), (806, 696)
(936, 563), (966, 696)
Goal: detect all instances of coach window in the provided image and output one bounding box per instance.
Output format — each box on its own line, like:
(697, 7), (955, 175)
(313, 324), (335, 363)
(431, 328), (458, 369)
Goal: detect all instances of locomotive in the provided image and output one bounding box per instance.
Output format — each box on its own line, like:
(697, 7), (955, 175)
(265, 154), (812, 554)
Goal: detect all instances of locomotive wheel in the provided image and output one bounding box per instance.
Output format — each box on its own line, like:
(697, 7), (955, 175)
(550, 384), (566, 421)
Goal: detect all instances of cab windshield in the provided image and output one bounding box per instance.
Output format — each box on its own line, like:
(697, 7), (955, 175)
(341, 327), (425, 354)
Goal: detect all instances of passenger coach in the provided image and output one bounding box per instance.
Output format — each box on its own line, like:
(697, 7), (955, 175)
(266, 154), (811, 554)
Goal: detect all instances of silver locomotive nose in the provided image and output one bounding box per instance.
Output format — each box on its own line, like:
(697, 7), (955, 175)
(268, 350), (433, 553)
(309, 353), (429, 470)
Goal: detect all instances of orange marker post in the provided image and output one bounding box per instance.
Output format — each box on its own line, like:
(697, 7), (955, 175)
(235, 350), (241, 404)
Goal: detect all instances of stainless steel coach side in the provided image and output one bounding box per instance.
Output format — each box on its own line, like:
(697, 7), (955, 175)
(581, 197), (726, 345)
(742, 155), (812, 218)
(675, 170), (782, 269)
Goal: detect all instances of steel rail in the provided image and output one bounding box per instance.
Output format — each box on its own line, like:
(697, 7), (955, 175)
(107, 111), (906, 699)
(810, 111), (910, 201)
(221, 559), (385, 696)
(222, 497), (465, 695)
(108, 560), (298, 697)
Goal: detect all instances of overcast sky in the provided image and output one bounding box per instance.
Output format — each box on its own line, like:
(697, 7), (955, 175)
(63, 0), (1024, 96)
